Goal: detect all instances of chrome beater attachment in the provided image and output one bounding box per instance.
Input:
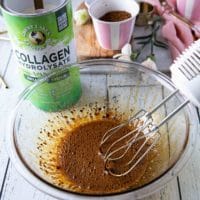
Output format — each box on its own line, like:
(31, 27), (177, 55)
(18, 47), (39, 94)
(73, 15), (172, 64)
(100, 39), (200, 177)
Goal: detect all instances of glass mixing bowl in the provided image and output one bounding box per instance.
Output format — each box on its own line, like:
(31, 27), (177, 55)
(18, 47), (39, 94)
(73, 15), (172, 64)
(7, 59), (198, 199)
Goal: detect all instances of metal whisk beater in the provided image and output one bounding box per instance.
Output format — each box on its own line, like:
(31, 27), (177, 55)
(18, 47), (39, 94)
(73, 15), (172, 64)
(99, 39), (200, 177)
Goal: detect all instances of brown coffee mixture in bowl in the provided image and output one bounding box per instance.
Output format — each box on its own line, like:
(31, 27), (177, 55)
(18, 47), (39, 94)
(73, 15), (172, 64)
(37, 104), (168, 195)
(57, 119), (149, 194)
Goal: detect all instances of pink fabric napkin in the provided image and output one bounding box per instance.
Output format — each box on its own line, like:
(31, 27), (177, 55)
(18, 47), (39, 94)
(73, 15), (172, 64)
(142, 0), (200, 60)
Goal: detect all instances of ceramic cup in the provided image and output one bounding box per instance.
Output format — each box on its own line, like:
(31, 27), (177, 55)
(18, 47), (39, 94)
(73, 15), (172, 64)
(87, 0), (139, 50)
(176, 0), (200, 22)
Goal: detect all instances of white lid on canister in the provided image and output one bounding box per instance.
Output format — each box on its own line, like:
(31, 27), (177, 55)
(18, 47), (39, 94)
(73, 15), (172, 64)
(2, 0), (65, 16)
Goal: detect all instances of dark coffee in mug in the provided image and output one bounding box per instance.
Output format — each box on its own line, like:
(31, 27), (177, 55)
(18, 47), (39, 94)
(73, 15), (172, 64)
(100, 10), (132, 22)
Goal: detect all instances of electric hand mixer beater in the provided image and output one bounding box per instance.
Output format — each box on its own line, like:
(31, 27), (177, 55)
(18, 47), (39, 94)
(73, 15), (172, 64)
(100, 39), (200, 177)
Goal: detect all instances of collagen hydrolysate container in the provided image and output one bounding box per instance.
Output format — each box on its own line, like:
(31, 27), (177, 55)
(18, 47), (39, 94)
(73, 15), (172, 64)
(0, 0), (81, 112)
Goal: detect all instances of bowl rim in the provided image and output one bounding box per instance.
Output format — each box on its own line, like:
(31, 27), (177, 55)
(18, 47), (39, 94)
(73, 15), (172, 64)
(6, 59), (199, 199)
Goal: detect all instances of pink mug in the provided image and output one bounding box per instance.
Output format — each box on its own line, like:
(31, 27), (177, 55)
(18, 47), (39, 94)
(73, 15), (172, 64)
(176, 0), (200, 22)
(87, 0), (139, 50)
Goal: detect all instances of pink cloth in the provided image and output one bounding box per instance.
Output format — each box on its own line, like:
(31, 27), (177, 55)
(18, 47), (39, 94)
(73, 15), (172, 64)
(143, 0), (200, 60)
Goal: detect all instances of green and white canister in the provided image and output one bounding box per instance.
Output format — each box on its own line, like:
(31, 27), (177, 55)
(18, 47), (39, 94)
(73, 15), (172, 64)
(0, 0), (81, 112)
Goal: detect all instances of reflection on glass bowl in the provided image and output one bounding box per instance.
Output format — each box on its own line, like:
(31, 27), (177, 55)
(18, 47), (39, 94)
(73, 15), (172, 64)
(7, 59), (198, 200)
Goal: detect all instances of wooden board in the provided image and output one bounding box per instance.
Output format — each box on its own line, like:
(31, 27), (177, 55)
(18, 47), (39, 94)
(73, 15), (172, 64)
(74, 3), (120, 61)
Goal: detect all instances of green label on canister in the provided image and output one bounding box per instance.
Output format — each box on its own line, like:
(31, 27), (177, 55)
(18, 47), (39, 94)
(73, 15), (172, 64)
(1, 0), (81, 112)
